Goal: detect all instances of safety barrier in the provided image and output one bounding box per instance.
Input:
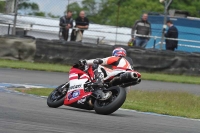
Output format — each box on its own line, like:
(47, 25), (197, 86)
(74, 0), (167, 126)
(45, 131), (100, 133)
(0, 35), (200, 75)
(0, 35), (36, 61)
(35, 39), (200, 76)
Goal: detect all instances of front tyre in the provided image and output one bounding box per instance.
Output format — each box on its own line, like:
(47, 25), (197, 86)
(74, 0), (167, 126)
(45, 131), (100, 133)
(47, 83), (68, 108)
(94, 86), (126, 115)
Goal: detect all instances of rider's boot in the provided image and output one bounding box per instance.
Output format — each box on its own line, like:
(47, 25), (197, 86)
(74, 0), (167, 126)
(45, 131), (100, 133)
(99, 91), (112, 101)
(92, 90), (112, 101)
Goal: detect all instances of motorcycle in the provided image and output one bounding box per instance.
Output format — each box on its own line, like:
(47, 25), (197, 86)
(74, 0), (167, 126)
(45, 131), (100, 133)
(47, 61), (141, 115)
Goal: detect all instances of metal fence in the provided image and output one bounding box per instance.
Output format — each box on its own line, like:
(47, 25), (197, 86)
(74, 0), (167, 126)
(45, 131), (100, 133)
(1, 0), (200, 53)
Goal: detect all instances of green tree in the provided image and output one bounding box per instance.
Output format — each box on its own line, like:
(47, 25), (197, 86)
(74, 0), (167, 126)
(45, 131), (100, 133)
(169, 0), (200, 17)
(18, 0), (47, 17)
(67, 0), (102, 22)
(18, 2), (39, 15)
(67, 2), (82, 19)
(34, 11), (45, 17)
(66, 0), (164, 26)
(18, 1), (47, 17)
(66, 0), (200, 27)
(47, 12), (60, 18)
(81, 0), (102, 23)
(0, 1), (5, 13)
(82, 0), (96, 15)
(96, 0), (164, 27)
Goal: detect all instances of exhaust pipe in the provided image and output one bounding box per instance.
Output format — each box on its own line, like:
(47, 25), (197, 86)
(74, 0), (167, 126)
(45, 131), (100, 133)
(110, 72), (139, 86)
(137, 78), (141, 83)
(120, 72), (138, 83)
(121, 78), (141, 87)
(130, 72), (138, 79)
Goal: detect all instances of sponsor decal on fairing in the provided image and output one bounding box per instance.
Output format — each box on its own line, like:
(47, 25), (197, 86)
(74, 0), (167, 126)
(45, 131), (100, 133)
(69, 84), (82, 90)
(68, 90), (80, 100)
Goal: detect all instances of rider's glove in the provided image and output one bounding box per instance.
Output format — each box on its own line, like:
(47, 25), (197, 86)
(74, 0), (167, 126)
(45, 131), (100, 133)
(79, 59), (87, 65)
(93, 59), (103, 64)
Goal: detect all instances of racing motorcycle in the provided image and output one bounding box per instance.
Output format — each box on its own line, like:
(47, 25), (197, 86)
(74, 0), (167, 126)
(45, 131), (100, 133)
(47, 60), (141, 115)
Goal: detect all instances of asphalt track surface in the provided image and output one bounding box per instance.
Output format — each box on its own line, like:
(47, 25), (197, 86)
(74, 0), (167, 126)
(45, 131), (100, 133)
(1, 68), (200, 94)
(1, 68), (200, 133)
(1, 92), (200, 133)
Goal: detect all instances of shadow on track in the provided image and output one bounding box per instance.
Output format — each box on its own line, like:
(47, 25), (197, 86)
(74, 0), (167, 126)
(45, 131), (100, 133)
(57, 106), (132, 117)
(58, 107), (95, 114)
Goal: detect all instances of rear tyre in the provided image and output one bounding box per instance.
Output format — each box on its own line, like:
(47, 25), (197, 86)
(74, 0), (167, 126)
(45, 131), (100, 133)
(47, 84), (68, 108)
(94, 86), (126, 115)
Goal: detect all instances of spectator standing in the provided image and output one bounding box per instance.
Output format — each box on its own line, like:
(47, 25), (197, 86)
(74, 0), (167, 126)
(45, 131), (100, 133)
(71, 11), (89, 41)
(59, 11), (73, 41)
(165, 20), (178, 51)
(131, 13), (151, 48)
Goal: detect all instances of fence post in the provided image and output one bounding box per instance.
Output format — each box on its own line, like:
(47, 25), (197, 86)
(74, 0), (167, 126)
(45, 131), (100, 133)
(153, 37), (157, 49)
(8, 24), (11, 35)
(12, 0), (18, 35)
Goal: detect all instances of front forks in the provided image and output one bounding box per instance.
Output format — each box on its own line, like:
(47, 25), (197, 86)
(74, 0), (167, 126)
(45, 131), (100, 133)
(58, 82), (69, 93)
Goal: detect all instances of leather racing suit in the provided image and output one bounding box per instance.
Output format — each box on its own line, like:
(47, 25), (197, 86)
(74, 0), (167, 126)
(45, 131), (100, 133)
(86, 56), (134, 81)
(87, 56), (133, 69)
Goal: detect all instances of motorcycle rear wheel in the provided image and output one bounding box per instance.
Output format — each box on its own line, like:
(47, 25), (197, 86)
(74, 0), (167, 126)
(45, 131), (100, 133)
(47, 84), (68, 108)
(94, 86), (126, 115)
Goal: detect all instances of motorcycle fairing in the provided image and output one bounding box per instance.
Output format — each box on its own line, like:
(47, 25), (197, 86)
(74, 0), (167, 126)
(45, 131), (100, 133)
(64, 67), (92, 106)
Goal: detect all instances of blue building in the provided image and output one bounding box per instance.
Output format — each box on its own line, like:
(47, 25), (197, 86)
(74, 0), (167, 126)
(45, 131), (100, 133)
(147, 14), (200, 53)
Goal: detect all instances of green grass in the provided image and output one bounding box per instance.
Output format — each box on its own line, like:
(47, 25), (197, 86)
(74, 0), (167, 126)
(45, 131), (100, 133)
(122, 90), (200, 119)
(16, 88), (200, 119)
(0, 59), (70, 72)
(1, 59), (200, 84)
(142, 73), (200, 84)
(16, 88), (54, 96)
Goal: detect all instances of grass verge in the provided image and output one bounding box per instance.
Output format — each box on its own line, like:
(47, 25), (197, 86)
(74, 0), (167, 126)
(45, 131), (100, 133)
(141, 73), (200, 84)
(0, 59), (70, 72)
(122, 90), (200, 119)
(16, 88), (53, 96)
(1, 59), (200, 84)
(16, 88), (200, 119)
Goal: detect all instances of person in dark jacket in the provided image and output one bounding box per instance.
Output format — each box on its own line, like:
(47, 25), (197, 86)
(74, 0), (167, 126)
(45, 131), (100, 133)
(165, 20), (178, 51)
(71, 11), (89, 41)
(131, 13), (151, 48)
(59, 11), (73, 41)
(75, 11), (89, 34)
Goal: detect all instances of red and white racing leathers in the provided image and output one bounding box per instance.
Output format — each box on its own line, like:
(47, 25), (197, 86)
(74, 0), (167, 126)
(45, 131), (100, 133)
(87, 56), (132, 70)
(86, 56), (133, 80)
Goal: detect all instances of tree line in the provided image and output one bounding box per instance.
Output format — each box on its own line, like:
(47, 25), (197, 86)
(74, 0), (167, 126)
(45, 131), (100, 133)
(68, 0), (200, 27)
(0, 0), (60, 18)
(0, 0), (200, 26)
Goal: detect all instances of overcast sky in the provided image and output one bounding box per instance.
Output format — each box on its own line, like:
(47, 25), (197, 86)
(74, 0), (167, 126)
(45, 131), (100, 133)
(29, 0), (81, 16)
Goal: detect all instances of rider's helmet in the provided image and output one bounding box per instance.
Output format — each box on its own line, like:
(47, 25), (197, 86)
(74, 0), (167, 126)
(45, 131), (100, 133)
(112, 47), (126, 57)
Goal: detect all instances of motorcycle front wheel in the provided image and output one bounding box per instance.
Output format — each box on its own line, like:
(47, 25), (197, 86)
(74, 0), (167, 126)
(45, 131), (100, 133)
(47, 83), (68, 108)
(94, 86), (126, 115)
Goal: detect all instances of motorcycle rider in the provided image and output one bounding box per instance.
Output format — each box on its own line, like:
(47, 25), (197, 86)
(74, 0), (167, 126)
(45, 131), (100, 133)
(78, 47), (134, 100)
